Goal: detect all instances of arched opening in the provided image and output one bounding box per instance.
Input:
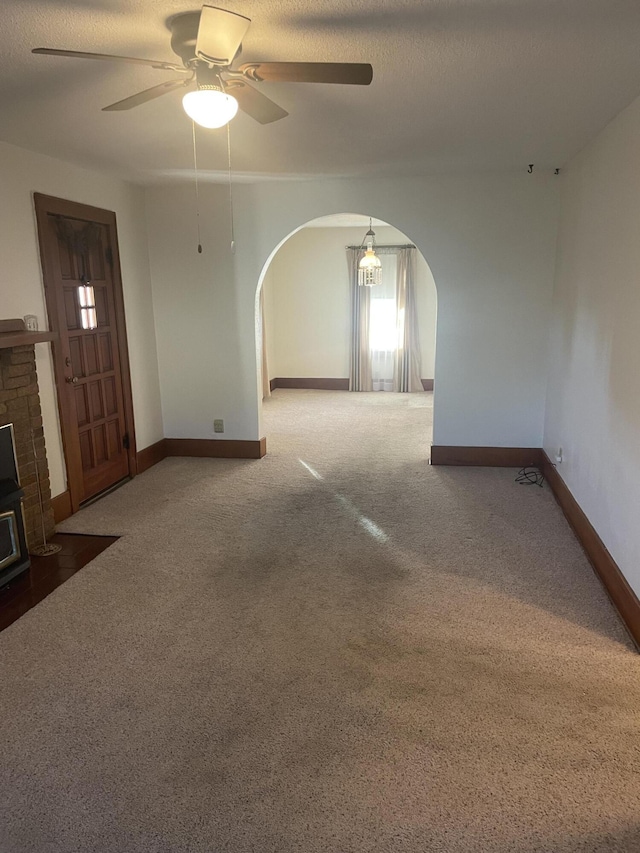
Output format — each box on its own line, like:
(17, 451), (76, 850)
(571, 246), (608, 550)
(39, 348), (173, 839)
(255, 213), (438, 456)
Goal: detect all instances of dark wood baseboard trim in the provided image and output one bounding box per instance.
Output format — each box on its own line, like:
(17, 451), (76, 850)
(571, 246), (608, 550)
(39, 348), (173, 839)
(430, 446), (543, 467)
(136, 439), (168, 474)
(540, 451), (640, 649)
(51, 490), (73, 524)
(138, 436), (267, 468)
(165, 438), (267, 460)
(55, 436), (264, 522)
(431, 444), (640, 647)
(270, 378), (433, 392)
(270, 377), (349, 391)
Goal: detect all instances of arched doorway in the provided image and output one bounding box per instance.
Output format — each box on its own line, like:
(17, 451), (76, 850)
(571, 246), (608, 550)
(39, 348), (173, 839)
(255, 213), (438, 455)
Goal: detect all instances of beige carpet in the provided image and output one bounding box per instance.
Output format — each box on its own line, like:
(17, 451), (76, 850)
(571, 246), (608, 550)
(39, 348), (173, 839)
(1, 390), (639, 852)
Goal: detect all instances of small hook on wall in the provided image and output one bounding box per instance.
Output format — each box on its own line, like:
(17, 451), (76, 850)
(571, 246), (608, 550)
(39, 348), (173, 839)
(527, 164), (534, 174)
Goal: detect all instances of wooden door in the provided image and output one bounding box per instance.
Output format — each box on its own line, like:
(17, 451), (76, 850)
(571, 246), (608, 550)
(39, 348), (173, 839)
(34, 194), (136, 511)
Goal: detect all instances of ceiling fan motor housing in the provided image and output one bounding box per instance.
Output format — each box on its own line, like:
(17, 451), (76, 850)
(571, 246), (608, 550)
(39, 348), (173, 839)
(169, 12), (202, 65)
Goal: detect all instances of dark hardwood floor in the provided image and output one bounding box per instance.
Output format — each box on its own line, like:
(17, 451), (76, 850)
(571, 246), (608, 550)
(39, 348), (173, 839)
(0, 533), (118, 632)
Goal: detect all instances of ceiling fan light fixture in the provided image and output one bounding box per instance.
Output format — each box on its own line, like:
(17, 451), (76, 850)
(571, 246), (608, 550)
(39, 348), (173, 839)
(182, 87), (239, 129)
(33, 8), (373, 125)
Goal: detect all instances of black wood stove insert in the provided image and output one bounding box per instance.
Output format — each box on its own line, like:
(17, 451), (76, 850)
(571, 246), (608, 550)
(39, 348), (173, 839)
(0, 424), (30, 588)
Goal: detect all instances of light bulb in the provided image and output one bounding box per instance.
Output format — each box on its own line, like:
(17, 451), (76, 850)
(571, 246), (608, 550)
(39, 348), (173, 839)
(359, 241), (382, 270)
(182, 89), (239, 129)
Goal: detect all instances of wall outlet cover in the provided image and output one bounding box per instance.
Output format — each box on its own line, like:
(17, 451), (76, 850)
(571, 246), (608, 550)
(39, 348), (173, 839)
(213, 419), (224, 434)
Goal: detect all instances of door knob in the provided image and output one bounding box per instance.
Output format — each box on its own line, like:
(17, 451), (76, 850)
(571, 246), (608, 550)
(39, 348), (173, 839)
(66, 376), (79, 384)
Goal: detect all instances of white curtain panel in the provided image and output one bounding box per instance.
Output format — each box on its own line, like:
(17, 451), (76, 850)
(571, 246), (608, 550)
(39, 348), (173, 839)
(348, 248), (373, 391)
(394, 248), (422, 392)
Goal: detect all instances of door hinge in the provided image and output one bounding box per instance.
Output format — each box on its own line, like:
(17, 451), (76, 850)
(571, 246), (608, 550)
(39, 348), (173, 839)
(105, 246), (114, 266)
(123, 432), (130, 450)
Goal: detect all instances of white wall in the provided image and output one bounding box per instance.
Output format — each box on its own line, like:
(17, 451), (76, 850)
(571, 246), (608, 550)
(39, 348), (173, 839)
(0, 141), (163, 497)
(145, 182), (257, 440)
(147, 172), (558, 448)
(262, 224), (437, 381)
(544, 93), (640, 598)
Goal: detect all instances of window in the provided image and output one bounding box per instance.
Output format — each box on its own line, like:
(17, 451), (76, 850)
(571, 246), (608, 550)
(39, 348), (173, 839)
(369, 298), (397, 351)
(369, 252), (398, 390)
(78, 283), (97, 330)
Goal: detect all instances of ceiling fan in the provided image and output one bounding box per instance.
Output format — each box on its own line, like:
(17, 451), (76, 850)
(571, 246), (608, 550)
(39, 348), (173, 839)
(32, 5), (374, 128)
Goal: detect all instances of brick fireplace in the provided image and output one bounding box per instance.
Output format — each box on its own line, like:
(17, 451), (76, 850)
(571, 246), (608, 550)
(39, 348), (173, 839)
(0, 330), (56, 550)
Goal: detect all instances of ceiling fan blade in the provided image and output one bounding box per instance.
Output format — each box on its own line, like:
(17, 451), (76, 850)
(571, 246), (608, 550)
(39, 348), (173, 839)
(237, 62), (373, 85)
(224, 80), (288, 124)
(195, 5), (251, 65)
(102, 78), (190, 111)
(32, 48), (186, 73)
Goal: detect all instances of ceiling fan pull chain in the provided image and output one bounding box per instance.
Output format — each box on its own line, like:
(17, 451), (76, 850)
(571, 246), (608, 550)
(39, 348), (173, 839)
(227, 122), (235, 254)
(191, 120), (203, 254)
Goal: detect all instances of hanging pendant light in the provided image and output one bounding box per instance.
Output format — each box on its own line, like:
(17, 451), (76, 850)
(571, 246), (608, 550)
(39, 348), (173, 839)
(358, 218), (382, 286)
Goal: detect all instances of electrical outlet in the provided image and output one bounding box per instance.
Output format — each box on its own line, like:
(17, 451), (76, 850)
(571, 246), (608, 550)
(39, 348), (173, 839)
(555, 447), (563, 464)
(213, 419), (224, 434)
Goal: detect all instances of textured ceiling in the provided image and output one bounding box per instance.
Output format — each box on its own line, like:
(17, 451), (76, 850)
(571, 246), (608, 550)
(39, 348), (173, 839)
(2, 0), (640, 183)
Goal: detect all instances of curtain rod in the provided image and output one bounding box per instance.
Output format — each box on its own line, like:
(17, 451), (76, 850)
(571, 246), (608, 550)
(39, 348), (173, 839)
(345, 243), (416, 250)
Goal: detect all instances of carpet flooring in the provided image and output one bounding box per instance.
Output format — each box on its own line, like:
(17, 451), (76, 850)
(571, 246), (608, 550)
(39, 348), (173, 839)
(1, 390), (639, 852)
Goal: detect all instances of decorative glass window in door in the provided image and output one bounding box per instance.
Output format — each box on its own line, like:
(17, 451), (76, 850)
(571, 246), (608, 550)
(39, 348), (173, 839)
(78, 281), (97, 330)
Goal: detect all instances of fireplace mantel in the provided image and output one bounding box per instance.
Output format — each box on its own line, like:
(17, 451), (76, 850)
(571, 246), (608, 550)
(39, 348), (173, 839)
(0, 319), (57, 350)
(0, 331), (57, 349)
